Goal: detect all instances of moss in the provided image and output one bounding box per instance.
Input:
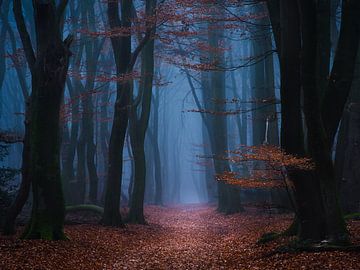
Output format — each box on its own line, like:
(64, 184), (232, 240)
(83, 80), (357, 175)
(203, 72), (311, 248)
(257, 232), (281, 244)
(65, 204), (104, 215)
(344, 212), (360, 220)
(21, 211), (68, 240)
(257, 219), (297, 244)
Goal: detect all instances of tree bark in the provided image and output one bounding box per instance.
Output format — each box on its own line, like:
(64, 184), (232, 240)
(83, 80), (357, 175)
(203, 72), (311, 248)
(322, 0), (360, 145)
(298, 0), (349, 243)
(102, 0), (132, 226)
(279, 0), (325, 241)
(13, 0), (73, 240)
(127, 0), (157, 224)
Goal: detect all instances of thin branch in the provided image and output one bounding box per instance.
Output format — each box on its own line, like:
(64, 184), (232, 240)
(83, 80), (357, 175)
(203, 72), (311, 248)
(127, 30), (153, 72)
(13, 0), (36, 72)
(0, 132), (23, 144)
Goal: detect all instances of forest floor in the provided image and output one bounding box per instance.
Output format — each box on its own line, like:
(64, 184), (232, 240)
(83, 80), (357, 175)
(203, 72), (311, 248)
(1, 205), (360, 270)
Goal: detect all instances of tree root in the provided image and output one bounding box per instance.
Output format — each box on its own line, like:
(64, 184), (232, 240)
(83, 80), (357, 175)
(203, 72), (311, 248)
(257, 218), (298, 244)
(257, 232), (282, 244)
(261, 241), (360, 258)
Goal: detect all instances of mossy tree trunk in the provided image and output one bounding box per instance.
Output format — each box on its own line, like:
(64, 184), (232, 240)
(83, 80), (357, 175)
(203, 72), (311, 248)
(13, 0), (72, 240)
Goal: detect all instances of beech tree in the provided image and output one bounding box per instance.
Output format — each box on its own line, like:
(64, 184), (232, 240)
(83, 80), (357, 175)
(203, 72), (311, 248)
(103, 0), (155, 226)
(334, 44), (360, 214)
(12, 0), (73, 240)
(266, 0), (360, 243)
(128, 0), (157, 224)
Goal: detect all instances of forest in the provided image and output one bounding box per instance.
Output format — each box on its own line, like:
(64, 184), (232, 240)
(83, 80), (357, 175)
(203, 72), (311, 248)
(0, 0), (360, 269)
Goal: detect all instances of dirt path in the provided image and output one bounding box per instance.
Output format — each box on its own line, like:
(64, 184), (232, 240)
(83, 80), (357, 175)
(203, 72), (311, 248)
(1, 205), (359, 269)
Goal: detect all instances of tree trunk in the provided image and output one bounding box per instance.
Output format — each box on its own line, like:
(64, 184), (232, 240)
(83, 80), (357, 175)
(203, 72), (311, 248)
(2, 4), (31, 235)
(13, 0), (72, 240)
(321, 0), (360, 145)
(102, 0), (132, 226)
(152, 89), (163, 205)
(298, 0), (349, 243)
(279, 0), (325, 241)
(335, 44), (360, 214)
(62, 79), (80, 204)
(127, 0), (157, 223)
(207, 3), (242, 214)
(2, 103), (31, 235)
(99, 82), (110, 205)
(0, 0), (9, 94)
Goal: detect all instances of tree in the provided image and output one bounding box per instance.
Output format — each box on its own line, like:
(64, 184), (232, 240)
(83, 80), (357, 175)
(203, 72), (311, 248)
(0, 134), (21, 222)
(12, 0), (73, 240)
(298, 0), (360, 244)
(334, 44), (360, 214)
(102, 0), (131, 226)
(273, 0), (325, 241)
(268, 0), (359, 243)
(103, 0), (154, 226)
(127, 0), (157, 224)
(202, 2), (242, 214)
(1, 0), (32, 235)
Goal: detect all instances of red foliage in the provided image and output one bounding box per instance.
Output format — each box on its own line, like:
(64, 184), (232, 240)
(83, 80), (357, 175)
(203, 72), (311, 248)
(1, 206), (359, 269)
(215, 145), (314, 188)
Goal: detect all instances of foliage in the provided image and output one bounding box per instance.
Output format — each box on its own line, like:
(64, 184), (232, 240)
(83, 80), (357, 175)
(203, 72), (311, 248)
(216, 145), (314, 188)
(65, 204), (104, 215)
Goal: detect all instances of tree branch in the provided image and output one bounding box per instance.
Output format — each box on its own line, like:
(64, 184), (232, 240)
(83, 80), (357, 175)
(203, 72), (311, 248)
(57, 0), (69, 19)
(0, 132), (23, 144)
(127, 30), (153, 72)
(13, 0), (36, 73)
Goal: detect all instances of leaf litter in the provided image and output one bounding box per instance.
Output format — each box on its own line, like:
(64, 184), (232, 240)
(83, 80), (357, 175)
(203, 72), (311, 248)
(1, 205), (359, 269)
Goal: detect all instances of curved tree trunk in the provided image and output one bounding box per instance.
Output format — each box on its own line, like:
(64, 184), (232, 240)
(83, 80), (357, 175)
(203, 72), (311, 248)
(127, 0), (157, 223)
(102, 0), (132, 227)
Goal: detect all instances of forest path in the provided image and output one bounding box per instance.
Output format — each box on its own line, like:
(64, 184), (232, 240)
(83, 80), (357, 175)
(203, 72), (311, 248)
(1, 205), (360, 269)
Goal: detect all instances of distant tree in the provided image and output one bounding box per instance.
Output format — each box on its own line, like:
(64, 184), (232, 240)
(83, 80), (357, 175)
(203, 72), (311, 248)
(0, 137), (20, 222)
(1, 0), (31, 235)
(149, 84), (163, 205)
(334, 44), (360, 214)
